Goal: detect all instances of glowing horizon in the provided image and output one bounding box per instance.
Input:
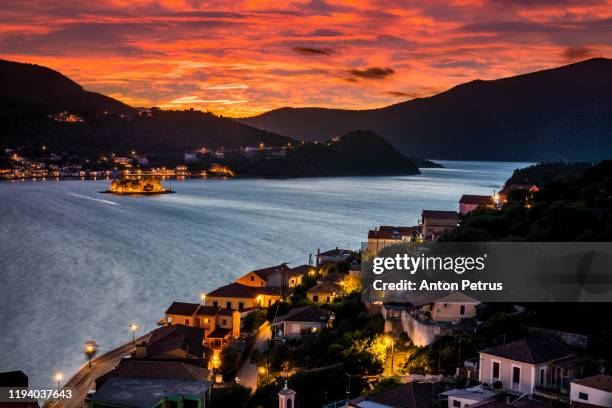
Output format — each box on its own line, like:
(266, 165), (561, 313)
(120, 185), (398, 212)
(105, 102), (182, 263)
(1, 0), (611, 117)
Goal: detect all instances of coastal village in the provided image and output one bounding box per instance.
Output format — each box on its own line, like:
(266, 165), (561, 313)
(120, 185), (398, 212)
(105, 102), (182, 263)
(6, 177), (610, 408)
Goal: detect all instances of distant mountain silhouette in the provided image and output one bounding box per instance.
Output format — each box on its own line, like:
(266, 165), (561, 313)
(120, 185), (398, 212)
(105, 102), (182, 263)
(0, 59), (426, 175)
(0, 59), (134, 115)
(0, 59), (291, 154)
(241, 58), (612, 162)
(230, 130), (420, 177)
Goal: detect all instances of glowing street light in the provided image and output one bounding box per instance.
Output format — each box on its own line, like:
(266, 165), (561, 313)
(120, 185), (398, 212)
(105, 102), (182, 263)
(200, 293), (206, 305)
(84, 341), (98, 368)
(130, 323), (138, 344)
(54, 372), (63, 391)
(385, 336), (395, 374)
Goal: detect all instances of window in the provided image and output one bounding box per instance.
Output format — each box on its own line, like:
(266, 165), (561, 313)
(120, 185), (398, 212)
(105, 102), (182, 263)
(184, 318), (189, 325)
(194, 318), (200, 327)
(213, 301), (218, 307)
(250, 275), (255, 281)
(226, 302), (232, 309)
(579, 393), (589, 401)
(326, 296), (331, 302)
(460, 305), (465, 315)
(238, 302), (244, 310)
(222, 319), (227, 325)
(313, 295), (318, 302)
(540, 368), (545, 385)
(453, 400), (462, 408)
(513, 367), (521, 384)
(492, 362), (500, 379)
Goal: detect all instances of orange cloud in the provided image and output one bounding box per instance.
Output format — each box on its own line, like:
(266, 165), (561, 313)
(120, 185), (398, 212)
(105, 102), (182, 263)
(0, 0), (610, 116)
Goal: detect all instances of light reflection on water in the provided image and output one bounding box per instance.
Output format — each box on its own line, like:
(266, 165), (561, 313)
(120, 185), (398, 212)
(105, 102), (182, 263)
(0, 160), (528, 389)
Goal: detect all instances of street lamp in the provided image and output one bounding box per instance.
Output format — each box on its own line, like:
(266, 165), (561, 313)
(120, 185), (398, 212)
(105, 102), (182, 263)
(84, 341), (98, 368)
(258, 366), (266, 386)
(200, 293), (206, 305)
(130, 323), (138, 344)
(385, 336), (395, 374)
(54, 372), (63, 391)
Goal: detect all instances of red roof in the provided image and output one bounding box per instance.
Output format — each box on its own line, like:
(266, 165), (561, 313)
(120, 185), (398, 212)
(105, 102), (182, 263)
(369, 226), (420, 240)
(459, 194), (494, 205)
(481, 337), (574, 364)
(250, 263), (290, 281)
(307, 281), (342, 294)
(165, 302), (200, 316)
(422, 210), (458, 220)
(573, 375), (612, 392)
(318, 248), (351, 257)
(207, 282), (281, 298)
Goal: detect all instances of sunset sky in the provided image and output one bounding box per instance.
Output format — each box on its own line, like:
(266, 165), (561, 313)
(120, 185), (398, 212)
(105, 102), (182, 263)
(1, 0), (611, 117)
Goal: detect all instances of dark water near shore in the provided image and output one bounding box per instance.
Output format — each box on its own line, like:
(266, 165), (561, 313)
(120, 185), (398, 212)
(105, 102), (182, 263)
(0, 160), (527, 390)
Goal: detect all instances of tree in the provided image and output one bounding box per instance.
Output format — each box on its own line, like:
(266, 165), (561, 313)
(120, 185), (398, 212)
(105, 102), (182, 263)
(220, 345), (242, 380)
(210, 384), (250, 408)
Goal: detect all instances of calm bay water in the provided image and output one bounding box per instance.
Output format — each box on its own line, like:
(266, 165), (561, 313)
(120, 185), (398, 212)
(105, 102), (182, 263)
(0, 160), (527, 389)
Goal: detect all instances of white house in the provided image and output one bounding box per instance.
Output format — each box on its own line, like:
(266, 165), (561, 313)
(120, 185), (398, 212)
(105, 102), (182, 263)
(479, 337), (577, 395)
(441, 385), (500, 408)
(271, 306), (332, 339)
(571, 375), (612, 408)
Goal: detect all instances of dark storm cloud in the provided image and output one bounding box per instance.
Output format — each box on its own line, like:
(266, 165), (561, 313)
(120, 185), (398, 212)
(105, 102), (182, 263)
(387, 91), (413, 97)
(563, 46), (594, 60)
(293, 46), (333, 56)
(348, 66), (394, 79)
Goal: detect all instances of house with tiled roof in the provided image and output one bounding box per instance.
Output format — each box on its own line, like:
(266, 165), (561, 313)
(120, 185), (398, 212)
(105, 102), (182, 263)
(236, 263), (291, 288)
(315, 247), (352, 266)
(205, 282), (282, 310)
(93, 360), (210, 408)
(479, 337), (578, 396)
(349, 380), (443, 408)
(459, 194), (495, 214)
(421, 210), (459, 241)
(393, 291), (480, 346)
(307, 280), (342, 303)
(287, 264), (312, 288)
(163, 301), (241, 354)
(139, 324), (206, 360)
(367, 225), (421, 254)
(270, 306), (333, 339)
(235, 263), (310, 290)
(571, 375), (612, 408)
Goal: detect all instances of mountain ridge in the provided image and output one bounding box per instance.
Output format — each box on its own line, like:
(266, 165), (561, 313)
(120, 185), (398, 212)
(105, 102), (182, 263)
(241, 58), (612, 162)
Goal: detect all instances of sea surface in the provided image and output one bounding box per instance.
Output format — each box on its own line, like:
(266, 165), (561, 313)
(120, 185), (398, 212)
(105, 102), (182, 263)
(0, 160), (528, 390)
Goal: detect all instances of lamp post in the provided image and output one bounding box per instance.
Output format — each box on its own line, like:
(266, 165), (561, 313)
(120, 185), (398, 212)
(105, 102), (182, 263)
(385, 336), (395, 374)
(54, 372), (63, 391)
(258, 366), (266, 386)
(130, 323), (138, 344)
(84, 341), (98, 368)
